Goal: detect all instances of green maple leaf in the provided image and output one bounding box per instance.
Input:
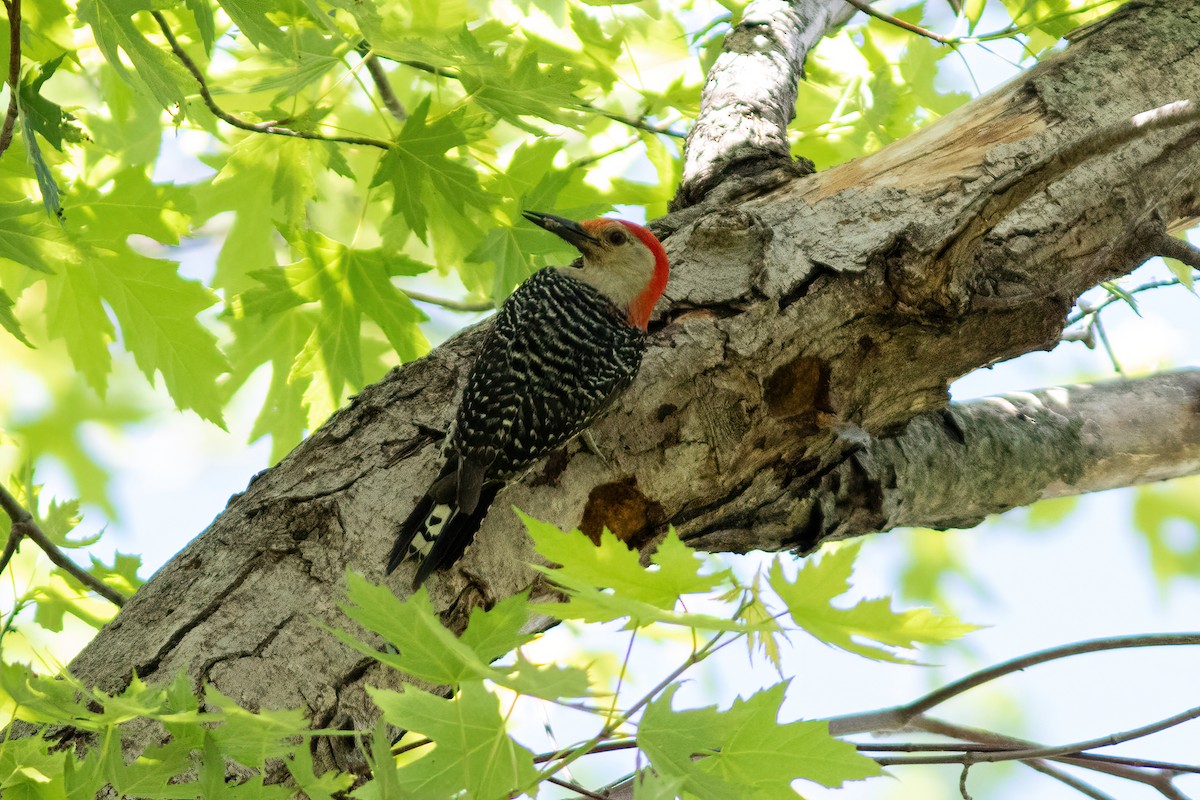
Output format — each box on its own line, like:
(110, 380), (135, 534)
(338, 574), (491, 685)
(0, 200), (76, 272)
(369, 98), (491, 240)
(768, 543), (978, 662)
(18, 56), (86, 152)
(523, 513), (745, 630)
(218, 0), (289, 50)
(44, 258), (114, 394)
(77, 0), (191, 109)
(526, 513), (726, 608)
(344, 247), (430, 363)
(205, 687), (310, 765)
(639, 683), (883, 797)
(0, 287), (31, 346)
(366, 682), (538, 799)
(92, 249), (229, 425)
(457, 39), (584, 131)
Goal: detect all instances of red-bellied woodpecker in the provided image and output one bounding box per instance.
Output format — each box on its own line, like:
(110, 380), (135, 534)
(387, 211), (670, 587)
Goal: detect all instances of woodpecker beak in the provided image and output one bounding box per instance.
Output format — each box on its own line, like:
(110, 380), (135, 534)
(523, 210), (600, 250)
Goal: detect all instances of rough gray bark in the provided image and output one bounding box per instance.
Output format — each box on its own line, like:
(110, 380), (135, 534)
(760, 370), (1200, 554)
(673, 0), (859, 208)
(56, 0), (1200, 776)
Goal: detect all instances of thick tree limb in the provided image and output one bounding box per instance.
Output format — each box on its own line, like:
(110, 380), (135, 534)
(690, 370), (1200, 553)
(673, 0), (858, 208)
(53, 0), (1200, 776)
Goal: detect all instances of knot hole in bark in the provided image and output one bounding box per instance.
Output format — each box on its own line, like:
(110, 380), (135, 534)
(578, 478), (665, 550)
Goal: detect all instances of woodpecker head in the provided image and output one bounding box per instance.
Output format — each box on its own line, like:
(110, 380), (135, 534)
(523, 210), (669, 331)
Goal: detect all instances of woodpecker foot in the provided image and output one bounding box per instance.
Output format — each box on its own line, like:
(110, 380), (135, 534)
(581, 429), (612, 470)
(413, 421), (448, 440)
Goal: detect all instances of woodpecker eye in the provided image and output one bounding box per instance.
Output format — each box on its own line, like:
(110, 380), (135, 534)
(604, 229), (628, 246)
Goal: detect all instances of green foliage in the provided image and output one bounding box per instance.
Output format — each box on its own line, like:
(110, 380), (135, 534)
(0, 507), (973, 798)
(640, 684), (883, 797)
(768, 542), (979, 663)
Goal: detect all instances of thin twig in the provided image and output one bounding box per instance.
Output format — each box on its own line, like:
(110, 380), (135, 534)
(386, 53), (684, 138)
(0, 484), (127, 607)
(579, 102), (686, 139)
(911, 717), (1188, 797)
(149, 11), (392, 150)
(1155, 231), (1200, 270)
(402, 289), (493, 313)
(390, 736), (432, 756)
(842, 0), (955, 43)
(547, 775), (609, 800)
(0, 0), (20, 157)
(1065, 278), (1189, 326)
(0, 514), (21, 575)
(845, 0), (1122, 47)
(361, 51), (407, 122)
(914, 631), (1200, 715)
(875, 705), (1200, 766)
(534, 738), (638, 764)
(1025, 761), (1118, 800)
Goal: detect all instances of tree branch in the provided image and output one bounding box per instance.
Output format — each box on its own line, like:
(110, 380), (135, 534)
(685, 371), (1200, 553)
(0, 484), (127, 607)
(0, 0), (20, 158)
(830, 632), (1200, 734)
(150, 12), (392, 150)
(357, 48), (406, 123)
(842, 0), (955, 43)
(673, 0), (860, 208)
(1154, 230), (1200, 270)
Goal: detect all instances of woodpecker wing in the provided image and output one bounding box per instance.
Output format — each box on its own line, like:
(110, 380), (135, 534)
(389, 267), (647, 587)
(453, 267), (645, 481)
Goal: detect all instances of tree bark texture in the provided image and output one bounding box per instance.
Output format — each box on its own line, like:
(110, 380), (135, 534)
(59, 0), (1200, 775)
(672, 0), (858, 208)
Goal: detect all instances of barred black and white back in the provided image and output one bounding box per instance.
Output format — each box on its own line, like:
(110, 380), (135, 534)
(387, 267), (647, 587)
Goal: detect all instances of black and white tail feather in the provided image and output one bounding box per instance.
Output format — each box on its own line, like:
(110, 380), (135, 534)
(386, 460), (501, 589)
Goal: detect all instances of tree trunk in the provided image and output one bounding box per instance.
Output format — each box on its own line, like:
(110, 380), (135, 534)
(59, 0), (1200, 775)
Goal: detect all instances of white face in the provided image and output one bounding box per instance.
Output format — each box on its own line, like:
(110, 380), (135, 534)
(571, 223), (658, 310)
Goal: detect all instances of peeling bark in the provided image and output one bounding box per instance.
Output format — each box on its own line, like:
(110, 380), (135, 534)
(50, 0), (1200, 775)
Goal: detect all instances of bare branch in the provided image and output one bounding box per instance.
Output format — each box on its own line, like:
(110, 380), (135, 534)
(908, 718), (1190, 798)
(830, 633), (1200, 735)
(875, 706), (1200, 767)
(1154, 231), (1200, 270)
(686, 371), (1200, 553)
(359, 50), (406, 123)
(674, 0), (859, 208)
(0, 0), (20, 157)
(1025, 762), (1117, 800)
(0, 484), (127, 607)
(842, 0), (954, 43)
(1065, 277), (1190, 326)
(150, 12), (392, 150)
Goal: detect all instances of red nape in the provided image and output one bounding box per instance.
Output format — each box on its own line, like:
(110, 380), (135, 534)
(619, 220), (670, 330)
